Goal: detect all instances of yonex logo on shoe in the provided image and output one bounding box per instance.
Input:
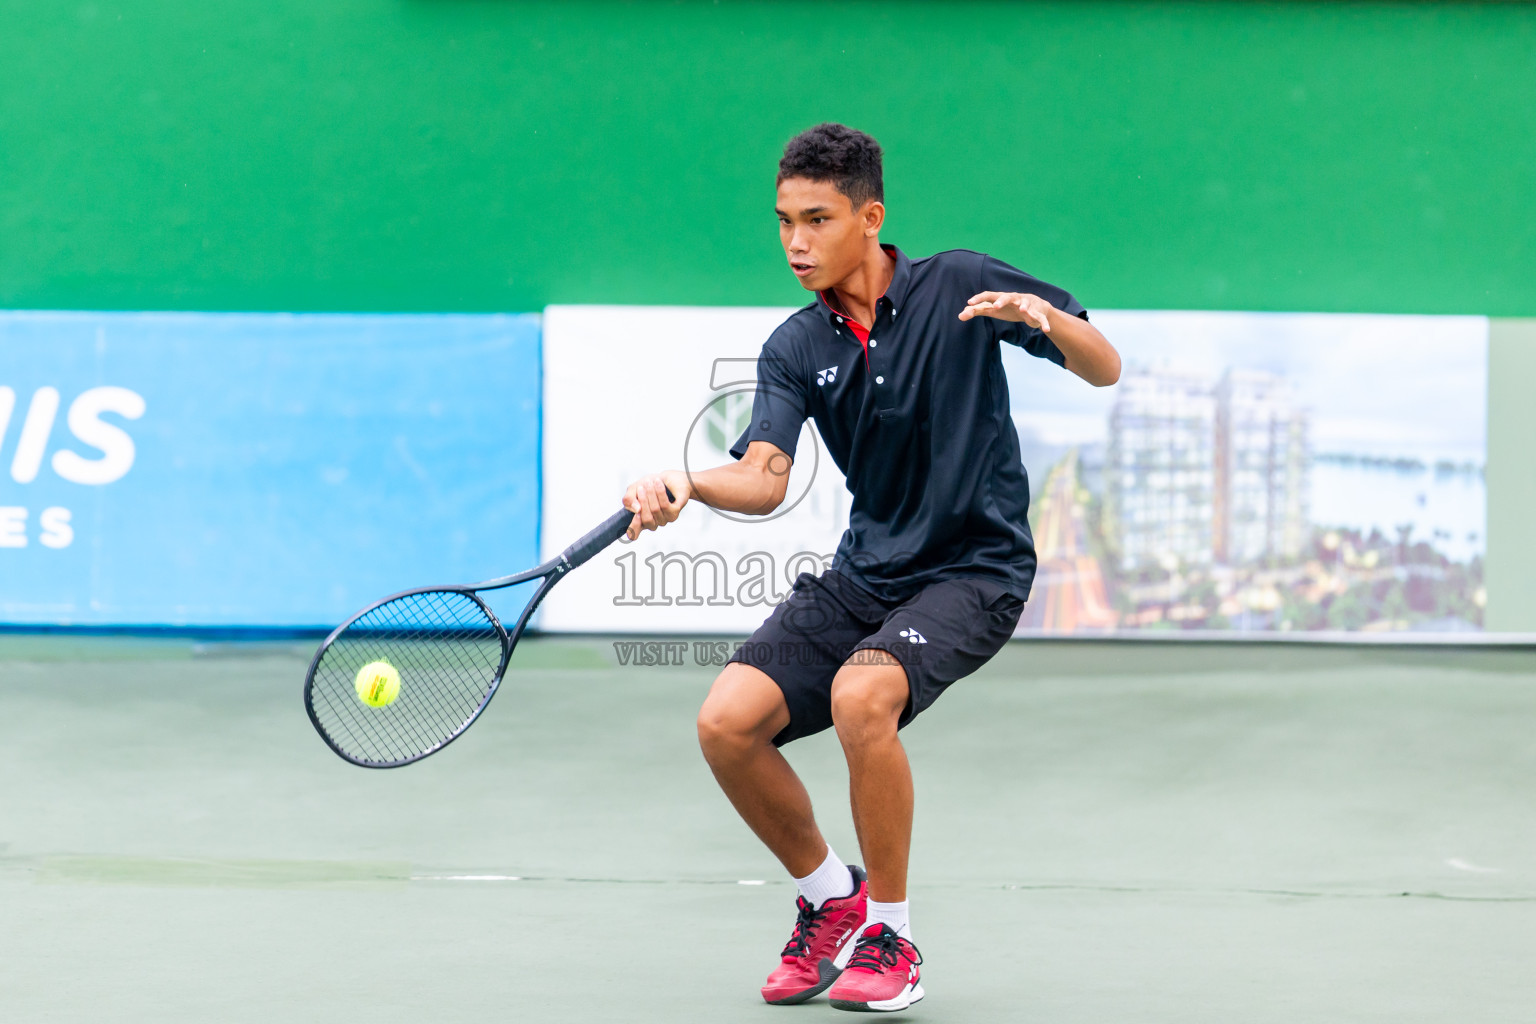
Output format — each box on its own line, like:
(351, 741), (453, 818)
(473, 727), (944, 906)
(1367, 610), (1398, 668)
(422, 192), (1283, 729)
(816, 366), (838, 386)
(899, 628), (927, 644)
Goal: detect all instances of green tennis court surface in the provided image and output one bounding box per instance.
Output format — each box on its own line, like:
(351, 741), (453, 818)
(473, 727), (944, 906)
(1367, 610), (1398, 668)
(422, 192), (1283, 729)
(2, 637), (1533, 1022)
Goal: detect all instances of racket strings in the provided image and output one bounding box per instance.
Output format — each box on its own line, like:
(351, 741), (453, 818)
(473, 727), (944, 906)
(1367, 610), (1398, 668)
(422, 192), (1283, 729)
(319, 601), (459, 758)
(307, 589), (508, 765)
(311, 612), (474, 762)
(344, 593), (503, 754)
(313, 595), (501, 762)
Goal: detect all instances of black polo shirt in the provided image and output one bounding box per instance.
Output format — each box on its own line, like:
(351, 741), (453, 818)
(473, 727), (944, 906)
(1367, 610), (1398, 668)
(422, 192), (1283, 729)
(729, 243), (1088, 602)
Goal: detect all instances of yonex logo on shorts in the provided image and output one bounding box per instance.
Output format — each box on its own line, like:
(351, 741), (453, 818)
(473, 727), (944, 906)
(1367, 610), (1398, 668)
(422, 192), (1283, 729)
(816, 366), (838, 386)
(899, 628), (927, 644)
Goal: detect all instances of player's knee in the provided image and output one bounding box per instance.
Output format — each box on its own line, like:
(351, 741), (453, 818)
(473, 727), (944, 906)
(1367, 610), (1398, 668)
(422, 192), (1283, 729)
(830, 665), (905, 741)
(696, 694), (763, 764)
(697, 665), (787, 764)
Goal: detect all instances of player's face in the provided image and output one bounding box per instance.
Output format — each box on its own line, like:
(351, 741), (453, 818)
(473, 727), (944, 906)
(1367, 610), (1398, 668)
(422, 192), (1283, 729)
(776, 177), (879, 291)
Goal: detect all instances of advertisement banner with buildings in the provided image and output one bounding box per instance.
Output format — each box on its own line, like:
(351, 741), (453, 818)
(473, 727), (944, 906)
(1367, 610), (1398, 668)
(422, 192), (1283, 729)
(1012, 311), (1487, 634)
(543, 306), (1487, 637)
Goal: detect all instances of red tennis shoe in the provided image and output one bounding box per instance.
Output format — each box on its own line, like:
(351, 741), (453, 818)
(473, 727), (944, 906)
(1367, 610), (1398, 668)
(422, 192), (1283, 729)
(760, 865), (868, 1005)
(827, 923), (924, 1012)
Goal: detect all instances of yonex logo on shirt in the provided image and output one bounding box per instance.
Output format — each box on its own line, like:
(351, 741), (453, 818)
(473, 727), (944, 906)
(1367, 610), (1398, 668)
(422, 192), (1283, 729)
(816, 366), (838, 386)
(899, 628), (927, 644)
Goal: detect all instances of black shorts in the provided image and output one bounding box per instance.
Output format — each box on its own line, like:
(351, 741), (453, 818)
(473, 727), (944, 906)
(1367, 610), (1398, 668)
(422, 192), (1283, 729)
(727, 570), (1025, 747)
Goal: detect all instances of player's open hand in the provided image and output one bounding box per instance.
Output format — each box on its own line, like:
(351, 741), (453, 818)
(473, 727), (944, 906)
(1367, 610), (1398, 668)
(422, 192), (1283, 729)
(958, 291), (1054, 332)
(623, 471), (690, 540)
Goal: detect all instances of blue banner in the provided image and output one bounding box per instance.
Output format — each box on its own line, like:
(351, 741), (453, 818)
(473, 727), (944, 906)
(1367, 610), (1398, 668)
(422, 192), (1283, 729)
(0, 312), (540, 627)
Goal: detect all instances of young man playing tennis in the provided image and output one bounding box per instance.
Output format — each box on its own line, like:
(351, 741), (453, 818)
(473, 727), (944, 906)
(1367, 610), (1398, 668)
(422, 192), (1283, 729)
(623, 123), (1120, 1012)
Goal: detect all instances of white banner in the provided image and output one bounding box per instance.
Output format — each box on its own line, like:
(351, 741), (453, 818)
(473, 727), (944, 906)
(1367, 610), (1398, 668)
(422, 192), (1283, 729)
(540, 305), (847, 633)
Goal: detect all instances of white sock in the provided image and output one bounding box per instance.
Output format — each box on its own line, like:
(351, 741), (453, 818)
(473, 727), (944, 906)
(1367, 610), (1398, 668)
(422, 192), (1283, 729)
(794, 846), (855, 909)
(866, 899), (910, 939)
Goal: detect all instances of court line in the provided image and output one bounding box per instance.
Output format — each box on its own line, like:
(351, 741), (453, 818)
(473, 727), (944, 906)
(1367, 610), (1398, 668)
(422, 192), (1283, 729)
(411, 874), (523, 881)
(402, 874), (1536, 902)
(1445, 858), (1502, 874)
(12, 856), (1528, 902)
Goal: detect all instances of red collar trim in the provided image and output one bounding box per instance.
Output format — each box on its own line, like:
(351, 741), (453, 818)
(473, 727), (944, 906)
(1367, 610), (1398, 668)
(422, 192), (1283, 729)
(818, 290), (872, 355)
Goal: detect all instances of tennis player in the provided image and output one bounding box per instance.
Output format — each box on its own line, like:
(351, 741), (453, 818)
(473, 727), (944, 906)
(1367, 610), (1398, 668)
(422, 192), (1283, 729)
(622, 123), (1120, 1012)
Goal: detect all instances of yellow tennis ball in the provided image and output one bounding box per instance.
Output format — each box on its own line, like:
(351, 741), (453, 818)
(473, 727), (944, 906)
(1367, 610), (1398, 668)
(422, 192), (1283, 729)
(354, 660), (401, 707)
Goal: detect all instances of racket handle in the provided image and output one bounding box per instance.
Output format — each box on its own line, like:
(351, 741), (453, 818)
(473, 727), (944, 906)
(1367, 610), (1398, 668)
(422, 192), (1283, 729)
(560, 487), (676, 572)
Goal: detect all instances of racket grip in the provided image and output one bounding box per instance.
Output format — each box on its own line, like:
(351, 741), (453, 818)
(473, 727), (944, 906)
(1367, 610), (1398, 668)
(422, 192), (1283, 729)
(560, 487), (675, 571)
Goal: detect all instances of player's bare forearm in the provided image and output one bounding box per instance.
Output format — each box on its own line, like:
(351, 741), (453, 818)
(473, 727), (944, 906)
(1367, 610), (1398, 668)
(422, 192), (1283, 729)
(623, 440), (791, 540)
(692, 442), (792, 514)
(959, 290), (1122, 387)
(1046, 310), (1121, 387)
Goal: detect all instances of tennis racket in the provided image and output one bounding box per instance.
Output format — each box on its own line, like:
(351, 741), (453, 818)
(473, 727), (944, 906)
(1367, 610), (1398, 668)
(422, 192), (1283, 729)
(303, 496), (661, 768)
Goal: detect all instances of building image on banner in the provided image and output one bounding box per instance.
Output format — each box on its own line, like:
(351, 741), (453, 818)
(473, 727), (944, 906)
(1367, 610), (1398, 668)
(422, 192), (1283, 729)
(1014, 311), (1487, 635)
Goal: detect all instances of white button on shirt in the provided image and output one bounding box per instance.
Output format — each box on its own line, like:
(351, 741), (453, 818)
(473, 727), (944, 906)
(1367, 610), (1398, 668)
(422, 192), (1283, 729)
(875, 376), (884, 384)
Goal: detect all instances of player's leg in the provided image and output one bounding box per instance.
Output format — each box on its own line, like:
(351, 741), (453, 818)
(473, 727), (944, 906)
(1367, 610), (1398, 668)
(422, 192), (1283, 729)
(699, 664), (870, 1005)
(696, 662), (825, 877)
(703, 570), (890, 1004)
(825, 576), (1025, 1012)
(828, 650), (913, 907)
(823, 653), (923, 1013)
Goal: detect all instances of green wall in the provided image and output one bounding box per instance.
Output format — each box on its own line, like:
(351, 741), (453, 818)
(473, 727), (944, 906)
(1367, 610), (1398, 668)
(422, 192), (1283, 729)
(1, 1), (1533, 315)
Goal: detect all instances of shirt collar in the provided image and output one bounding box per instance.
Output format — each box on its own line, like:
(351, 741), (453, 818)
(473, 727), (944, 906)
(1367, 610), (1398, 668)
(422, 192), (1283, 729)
(816, 243), (911, 327)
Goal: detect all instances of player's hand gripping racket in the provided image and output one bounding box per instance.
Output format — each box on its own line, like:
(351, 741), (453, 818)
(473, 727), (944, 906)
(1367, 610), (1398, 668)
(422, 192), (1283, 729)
(303, 495), (666, 768)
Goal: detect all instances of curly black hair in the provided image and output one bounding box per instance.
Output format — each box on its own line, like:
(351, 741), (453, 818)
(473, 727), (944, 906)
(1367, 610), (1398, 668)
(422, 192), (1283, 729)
(777, 123), (884, 209)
